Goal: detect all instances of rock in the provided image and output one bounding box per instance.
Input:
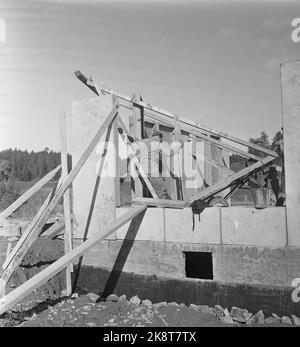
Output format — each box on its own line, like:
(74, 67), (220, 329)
(86, 322), (96, 327)
(281, 316), (292, 325)
(243, 312), (253, 322)
(119, 294), (127, 302)
(142, 299), (152, 307)
(71, 293), (78, 299)
(168, 301), (179, 307)
(180, 303), (187, 307)
(230, 307), (250, 323)
(271, 313), (281, 323)
(86, 292), (99, 302)
(208, 308), (217, 316)
(198, 305), (211, 314)
(291, 315), (300, 326)
(153, 301), (167, 310)
(220, 316), (234, 325)
(189, 304), (198, 310)
(249, 310), (265, 325)
(214, 305), (224, 312)
(223, 308), (231, 318)
(264, 317), (278, 324)
(106, 294), (119, 303)
(130, 295), (141, 305)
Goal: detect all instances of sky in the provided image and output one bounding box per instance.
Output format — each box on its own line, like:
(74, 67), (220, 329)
(0, 0), (299, 151)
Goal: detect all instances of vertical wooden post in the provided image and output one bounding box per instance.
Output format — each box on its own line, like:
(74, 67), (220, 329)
(204, 138), (212, 186)
(60, 112), (73, 296)
(174, 115), (185, 200)
(130, 93), (143, 198)
(113, 96), (121, 207)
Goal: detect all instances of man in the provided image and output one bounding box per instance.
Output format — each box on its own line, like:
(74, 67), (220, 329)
(247, 136), (285, 206)
(133, 130), (182, 199)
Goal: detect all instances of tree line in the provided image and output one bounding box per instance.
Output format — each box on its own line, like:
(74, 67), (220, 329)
(0, 148), (61, 182)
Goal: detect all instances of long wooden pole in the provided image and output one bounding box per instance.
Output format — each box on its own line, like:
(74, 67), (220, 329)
(75, 71), (277, 158)
(0, 165), (61, 221)
(186, 156), (275, 206)
(144, 112), (262, 162)
(60, 112), (73, 295)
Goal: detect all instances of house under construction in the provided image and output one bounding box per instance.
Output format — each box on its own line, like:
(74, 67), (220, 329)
(0, 60), (299, 317)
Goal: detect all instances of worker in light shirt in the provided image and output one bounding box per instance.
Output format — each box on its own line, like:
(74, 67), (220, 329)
(133, 130), (183, 199)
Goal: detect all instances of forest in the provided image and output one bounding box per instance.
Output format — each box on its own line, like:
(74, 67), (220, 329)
(0, 148), (61, 182)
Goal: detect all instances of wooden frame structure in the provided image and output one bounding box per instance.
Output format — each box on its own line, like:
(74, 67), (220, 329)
(0, 72), (279, 315)
(76, 70), (277, 206)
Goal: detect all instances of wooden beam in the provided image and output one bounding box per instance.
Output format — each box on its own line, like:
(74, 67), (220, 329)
(118, 116), (159, 199)
(60, 112), (73, 295)
(2, 188), (55, 270)
(44, 221), (65, 239)
(0, 204), (147, 315)
(132, 197), (185, 209)
(75, 71), (277, 158)
(185, 156), (275, 206)
(0, 165), (61, 221)
(119, 133), (158, 199)
(0, 102), (119, 290)
(114, 117), (121, 207)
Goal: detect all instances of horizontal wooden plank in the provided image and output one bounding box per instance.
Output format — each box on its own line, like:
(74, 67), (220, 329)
(132, 197), (185, 209)
(0, 204), (147, 315)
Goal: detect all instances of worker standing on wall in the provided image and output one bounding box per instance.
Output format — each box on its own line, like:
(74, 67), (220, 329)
(133, 130), (183, 199)
(247, 133), (285, 206)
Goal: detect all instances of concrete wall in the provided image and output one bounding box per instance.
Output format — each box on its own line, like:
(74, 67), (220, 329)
(114, 206), (287, 247)
(281, 61), (300, 247)
(75, 238), (300, 287)
(71, 205), (299, 288)
(71, 95), (116, 239)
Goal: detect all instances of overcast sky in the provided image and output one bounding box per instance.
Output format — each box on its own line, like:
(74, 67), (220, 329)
(0, 0), (299, 151)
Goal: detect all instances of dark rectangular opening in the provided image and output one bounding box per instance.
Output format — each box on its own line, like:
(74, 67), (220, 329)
(183, 251), (213, 280)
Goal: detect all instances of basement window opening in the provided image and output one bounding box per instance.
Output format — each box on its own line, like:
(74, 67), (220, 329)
(183, 251), (213, 280)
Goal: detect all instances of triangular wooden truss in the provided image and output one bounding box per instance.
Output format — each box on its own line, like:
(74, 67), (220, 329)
(76, 70), (278, 207)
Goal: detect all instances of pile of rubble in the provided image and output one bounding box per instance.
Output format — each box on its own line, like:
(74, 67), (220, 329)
(1, 291), (299, 327)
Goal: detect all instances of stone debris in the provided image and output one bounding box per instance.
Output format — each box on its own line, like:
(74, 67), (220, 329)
(153, 301), (167, 310)
(86, 292), (99, 302)
(264, 317), (278, 324)
(86, 322), (96, 327)
(220, 316), (234, 325)
(106, 294), (119, 303)
(281, 316), (293, 325)
(118, 294), (127, 303)
(168, 301), (179, 307)
(198, 305), (211, 314)
(190, 303), (198, 310)
(291, 315), (300, 326)
(142, 299), (152, 307)
(0, 288), (297, 328)
(129, 295), (141, 305)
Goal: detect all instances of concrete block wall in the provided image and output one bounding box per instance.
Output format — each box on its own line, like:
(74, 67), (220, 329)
(115, 206), (287, 248)
(71, 205), (300, 287)
(74, 238), (300, 287)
